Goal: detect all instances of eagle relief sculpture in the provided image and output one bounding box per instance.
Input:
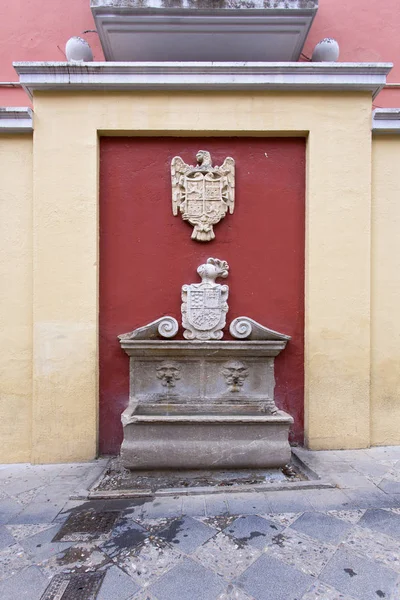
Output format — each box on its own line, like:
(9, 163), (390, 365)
(171, 150), (235, 242)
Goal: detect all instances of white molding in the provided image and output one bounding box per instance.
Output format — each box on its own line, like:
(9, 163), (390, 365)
(372, 108), (400, 134)
(14, 62), (392, 99)
(91, 0), (318, 62)
(0, 107), (33, 133)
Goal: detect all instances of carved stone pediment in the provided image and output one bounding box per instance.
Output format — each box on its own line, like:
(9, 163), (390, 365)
(118, 316), (178, 341)
(230, 316), (291, 341)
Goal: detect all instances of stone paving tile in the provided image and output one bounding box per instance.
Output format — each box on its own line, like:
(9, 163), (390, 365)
(343, 488), (400, 509)
(341, 524), (400, 573)
(148, 557), (225, 600)
(223, 515), (283, 550)
(6, 523), (55, 542)
(217, 585), (255, 600)
(19, 524), (73, 563)
(0, 498), (25, 524)
(9, 499), (65, 524)
(39, 541), (111, 576)
(205, 494), (230, 516)
(226, 492), (271, 515)
(389, 576), (400, 600)
(351, 460), (392, 478)
(101, 517), (149, 559)
(358, 507), (400, 539)
(131, 591), (156, 600)
(115, 539), (183, 588)
(320, 546), (399, 600)
(97, 564), (141, 600)
(0, 565), (48, 600)
(141, 497), (183, 520)
(325, 510), (365, 525)
(329, 473), (377, 489)
(304, 489), (357, 511)
(289, 511), (352, 545)
(385, 507), (400, 515)
(378, 478), (400, 494)
(0, 524), (17, 551)
(235, 554), (314, 600)
(264, 490), (314, 513)
(193, 531), (261, 579)
(262, 512), (302, 527)
(181, 495), (206, 517)
(0, 543), (33, 582)
(197, 515), (237, 531)
(300, 581), (358, 600)
(155, 516), (217, 554)
(264, 527), (336, 577)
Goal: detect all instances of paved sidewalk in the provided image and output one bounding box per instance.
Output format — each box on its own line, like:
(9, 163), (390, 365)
(0, 447), (400, 600)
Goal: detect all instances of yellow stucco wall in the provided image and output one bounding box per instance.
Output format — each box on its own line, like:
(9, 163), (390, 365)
(371, 136), (400, 446)
(28, 90), (373, 462)
(6, 91), (397, 462)
(0, 135), (32, 462)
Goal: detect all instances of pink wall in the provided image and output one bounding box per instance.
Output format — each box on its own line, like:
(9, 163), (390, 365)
(0, 1), (399, 106)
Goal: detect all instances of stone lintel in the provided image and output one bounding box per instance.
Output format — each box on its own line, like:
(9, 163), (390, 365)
(14, 62), (392, 100)
(0, 107), (33, 134)
(373, 108), (400, 134)
(119, 339), (288, 358)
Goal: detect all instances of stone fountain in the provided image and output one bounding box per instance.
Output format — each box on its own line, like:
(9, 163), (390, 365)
(118, 258), (293, 469)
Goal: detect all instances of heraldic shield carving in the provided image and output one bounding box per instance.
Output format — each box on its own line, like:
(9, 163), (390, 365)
(182, 258), (229, 340)
(171, 150), (235, 242)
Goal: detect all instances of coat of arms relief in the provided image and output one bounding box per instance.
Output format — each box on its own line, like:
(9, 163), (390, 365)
(171, 150), (235, 242)
(182, 257), (229, 340)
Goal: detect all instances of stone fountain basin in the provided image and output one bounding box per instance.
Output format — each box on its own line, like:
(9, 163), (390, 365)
(121, 411), (293, 470)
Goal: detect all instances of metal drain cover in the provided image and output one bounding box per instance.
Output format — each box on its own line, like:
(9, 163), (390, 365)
(53, 509), (119, 542)
(41, 573), (105, 600)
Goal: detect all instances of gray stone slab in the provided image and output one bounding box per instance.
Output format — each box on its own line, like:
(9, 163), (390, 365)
(205, 495), (229, 517)
(235, 554), (313, 600)
(0, 565), (47, 600)
(264, 527), (336, 578)
(264, 491), (314, 514)
(320, 546), (399, 600)
(290, 512), (352, 545)
(181, 495), (206, 517)
(223, 515), (283, 550)
(10, 500), (65, 524)
(101, 517), (148, 559)
(19, 524), (72, 562)
(193, 531), (261, 580)
(304, 489), (357, 511)
(141, 497), (183, 519)
(97, 565), (140, 600)
(149, 557), (225, 600)
(0, 524), (16, 551)
(341, 524), (400, 573)
(378, 478), (400, 494)
(0, 498), (23, 524)
(156, 516), (217, 554)
(352, 460), (391, 478)
(344, 488), (400, 509)
(358, 508), (400, 540)
(226, 493), (271, 516)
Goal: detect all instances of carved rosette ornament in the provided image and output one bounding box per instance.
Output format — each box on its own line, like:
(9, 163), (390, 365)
(182, 258), (229, 340)
(171, 150), (235, 242)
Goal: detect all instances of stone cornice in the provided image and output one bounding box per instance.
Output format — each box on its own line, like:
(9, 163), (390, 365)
(372, 108), (400, 134)
(0, 107), (33, 133)
(14, 62), (392, 99)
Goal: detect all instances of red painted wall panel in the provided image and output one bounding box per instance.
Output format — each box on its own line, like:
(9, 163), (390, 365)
(99, 137), (305, 455)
